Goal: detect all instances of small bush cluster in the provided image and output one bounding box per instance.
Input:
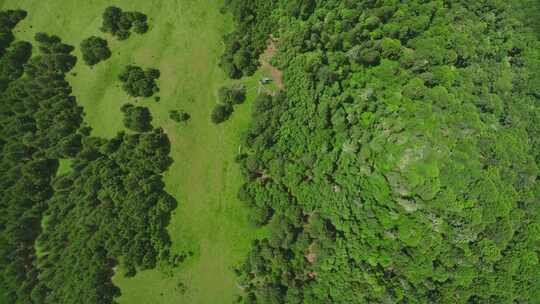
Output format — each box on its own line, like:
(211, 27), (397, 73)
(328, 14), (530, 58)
(101, 6), (148, 40)
(211, 85), (246, 124)
(80, 36), (111, 66)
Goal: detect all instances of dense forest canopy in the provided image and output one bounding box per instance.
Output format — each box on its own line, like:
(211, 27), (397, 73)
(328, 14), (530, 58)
(0, 0), (538, 303)
(222, 0), (540, 303)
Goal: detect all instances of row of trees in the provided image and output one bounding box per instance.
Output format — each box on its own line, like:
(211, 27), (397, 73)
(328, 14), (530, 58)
(223, 1), (540, 303)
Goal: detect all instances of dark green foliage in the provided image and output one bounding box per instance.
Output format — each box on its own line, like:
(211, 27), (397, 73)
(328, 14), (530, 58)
(100, 6), (148, 40)
(219, 1), (277, 78)
(0, 24), (84, 303)
(210, 104), (233, 124)
(0, 9), (26, 56)
(121, 103), (153, 132)
(0, 10), (176, 303)
(118, 65), (160, 97)
(169, 110), (190, 123)
(211, 84), (246, 124)
(218, 84), (246, 105)
(34, 129), (175, 303)
(80, 36), (111, 66)
(0, 40), (31, 87)
(229, 1), (540, 303)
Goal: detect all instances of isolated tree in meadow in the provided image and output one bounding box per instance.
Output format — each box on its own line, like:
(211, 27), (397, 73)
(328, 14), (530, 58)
(211, 104), (233, 124)
(80, 36), (111, 66)
(118, 65), (160, 97)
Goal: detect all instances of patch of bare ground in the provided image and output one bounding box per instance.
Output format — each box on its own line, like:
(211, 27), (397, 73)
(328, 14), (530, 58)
(306, 242), (317, 264)
(260, 35), (284, 90)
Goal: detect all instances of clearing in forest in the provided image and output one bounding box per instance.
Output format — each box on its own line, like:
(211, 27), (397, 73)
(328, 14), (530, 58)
(1, 0), (264, 303)
(260, 36), (284, 90)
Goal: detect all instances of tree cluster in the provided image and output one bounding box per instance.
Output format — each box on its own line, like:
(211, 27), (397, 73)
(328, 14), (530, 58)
(225, 1), (540, 303)
(219, 1), (276, 78)
(118, 65), (160, 98)
(32, 128), (175, 303)
(211, 84), (246, 124)
(100, 6), (148, 40)
(80, 36), (111, 66)
(218, 84), (246, 105)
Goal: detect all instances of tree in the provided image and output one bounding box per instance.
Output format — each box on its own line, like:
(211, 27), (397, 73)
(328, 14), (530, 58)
(211, 104), (233, 124)
(80, 36), (111, 66)
(118, 65), (160, 97)
(218, 85), (246, 105)
(121, 104), (153, 132)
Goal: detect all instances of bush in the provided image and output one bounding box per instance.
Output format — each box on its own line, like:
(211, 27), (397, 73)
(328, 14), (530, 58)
(169, 110), (190, 123)
(80, 36), (111, 66)
(218, 85), (246, 105)
(211, 104), (233, 124)
(100, 6), (148, 40)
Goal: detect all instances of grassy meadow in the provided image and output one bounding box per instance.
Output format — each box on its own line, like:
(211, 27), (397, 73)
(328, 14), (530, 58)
(1, 0), (270, 302)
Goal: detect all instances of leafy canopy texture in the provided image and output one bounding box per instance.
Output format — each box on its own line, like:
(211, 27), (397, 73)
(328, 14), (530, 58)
(80, 36), (111, 66)
(223, 1), (540, 303)
(0, 10), (176, 304)
(100, 6), (148, 40)
(121, 103), (153, 132)
(211, 103), (233, 124)
(118, 65), (160, 98)
(169, 109), (190, 123)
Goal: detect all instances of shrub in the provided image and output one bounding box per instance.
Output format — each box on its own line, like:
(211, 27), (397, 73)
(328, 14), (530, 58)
(211, 104), (233, 124)
(169, 110), (190, 123)
(100, 6), (148, 40)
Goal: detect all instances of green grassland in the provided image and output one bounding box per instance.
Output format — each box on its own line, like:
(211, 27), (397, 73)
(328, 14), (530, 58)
(1, 0), (269, 302)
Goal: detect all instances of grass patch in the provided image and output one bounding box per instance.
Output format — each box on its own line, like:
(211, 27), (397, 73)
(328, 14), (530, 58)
(2, 0), (267, 303)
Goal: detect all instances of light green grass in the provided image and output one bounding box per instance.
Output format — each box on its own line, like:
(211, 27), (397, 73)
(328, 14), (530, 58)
(2, 1), (267, 303)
